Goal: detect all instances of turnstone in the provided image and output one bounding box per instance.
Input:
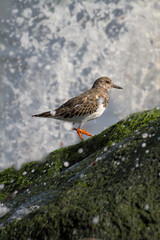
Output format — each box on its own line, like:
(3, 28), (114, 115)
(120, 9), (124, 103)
(32, 77), (122, 140)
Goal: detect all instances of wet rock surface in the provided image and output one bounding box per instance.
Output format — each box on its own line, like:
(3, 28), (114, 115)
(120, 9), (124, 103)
(0, 108), (160, 240)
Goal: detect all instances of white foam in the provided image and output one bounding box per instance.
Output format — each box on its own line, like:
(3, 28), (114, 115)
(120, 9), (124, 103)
(22, 8), (32, 18)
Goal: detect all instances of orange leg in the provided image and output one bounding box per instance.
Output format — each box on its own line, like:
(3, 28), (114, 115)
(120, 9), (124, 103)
(73, 127), (93, 140)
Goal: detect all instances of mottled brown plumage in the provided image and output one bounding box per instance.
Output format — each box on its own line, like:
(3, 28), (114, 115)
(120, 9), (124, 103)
(32, 77), (122, 139)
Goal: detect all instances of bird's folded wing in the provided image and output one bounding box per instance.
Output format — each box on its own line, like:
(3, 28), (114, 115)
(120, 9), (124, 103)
(55, 92), (98, 119)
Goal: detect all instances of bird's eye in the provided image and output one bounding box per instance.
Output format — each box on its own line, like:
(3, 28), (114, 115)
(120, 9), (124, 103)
(106, 81), (110, 84)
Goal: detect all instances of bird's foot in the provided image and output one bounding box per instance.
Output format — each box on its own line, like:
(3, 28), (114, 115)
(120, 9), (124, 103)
(73, 128), (93, 140)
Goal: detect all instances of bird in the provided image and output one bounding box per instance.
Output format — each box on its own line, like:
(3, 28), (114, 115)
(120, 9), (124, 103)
(32, 77), (122, 140)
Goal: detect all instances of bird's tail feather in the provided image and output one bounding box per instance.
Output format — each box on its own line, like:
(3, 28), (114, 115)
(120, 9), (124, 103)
(32, 111), (54, 118)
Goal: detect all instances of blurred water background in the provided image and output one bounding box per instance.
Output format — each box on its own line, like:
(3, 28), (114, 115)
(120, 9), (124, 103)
(0, 0), (160, 170)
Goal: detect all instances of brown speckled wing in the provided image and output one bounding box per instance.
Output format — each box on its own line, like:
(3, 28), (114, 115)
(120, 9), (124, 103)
(55, 89), (99, 119)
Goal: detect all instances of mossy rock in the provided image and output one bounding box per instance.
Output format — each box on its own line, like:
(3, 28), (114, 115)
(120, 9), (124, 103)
(0, 107), (160, 240)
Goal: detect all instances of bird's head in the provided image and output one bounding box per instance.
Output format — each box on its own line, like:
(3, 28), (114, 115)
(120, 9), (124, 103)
(92, 77), (122, 90)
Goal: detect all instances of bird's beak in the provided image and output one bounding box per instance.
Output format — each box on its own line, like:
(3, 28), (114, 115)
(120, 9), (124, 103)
(112, 83), (123, 89)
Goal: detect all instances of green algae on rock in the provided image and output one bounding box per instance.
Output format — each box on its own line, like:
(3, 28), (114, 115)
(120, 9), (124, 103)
(0, 107), (160, 240)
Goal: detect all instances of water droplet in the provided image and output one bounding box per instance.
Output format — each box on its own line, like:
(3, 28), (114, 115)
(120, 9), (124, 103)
(142, 133), (148, 139)
(142, 143), (146, 148)
(95, 157), (102, 162)
(80, 173), (84, 179)
(0, 184), (4, 190)
(92, 215), (99, 224)
(73, 229), (77, 235)
(12, 190), (18, 197)
(78, 148), (83, 154)
(104, 147), (108, 151)
(64, 161), (69, 167)
(144, 204), (149, 210)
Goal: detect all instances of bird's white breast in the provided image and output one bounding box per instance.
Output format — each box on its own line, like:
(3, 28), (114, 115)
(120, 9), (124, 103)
(86, 102), (106, 122)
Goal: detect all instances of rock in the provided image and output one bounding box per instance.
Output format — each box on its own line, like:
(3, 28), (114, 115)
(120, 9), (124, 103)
(0, 107), (160, 240)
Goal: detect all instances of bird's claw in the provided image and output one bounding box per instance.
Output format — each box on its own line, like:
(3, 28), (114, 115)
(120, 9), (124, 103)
(73, 128), (93, 140)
